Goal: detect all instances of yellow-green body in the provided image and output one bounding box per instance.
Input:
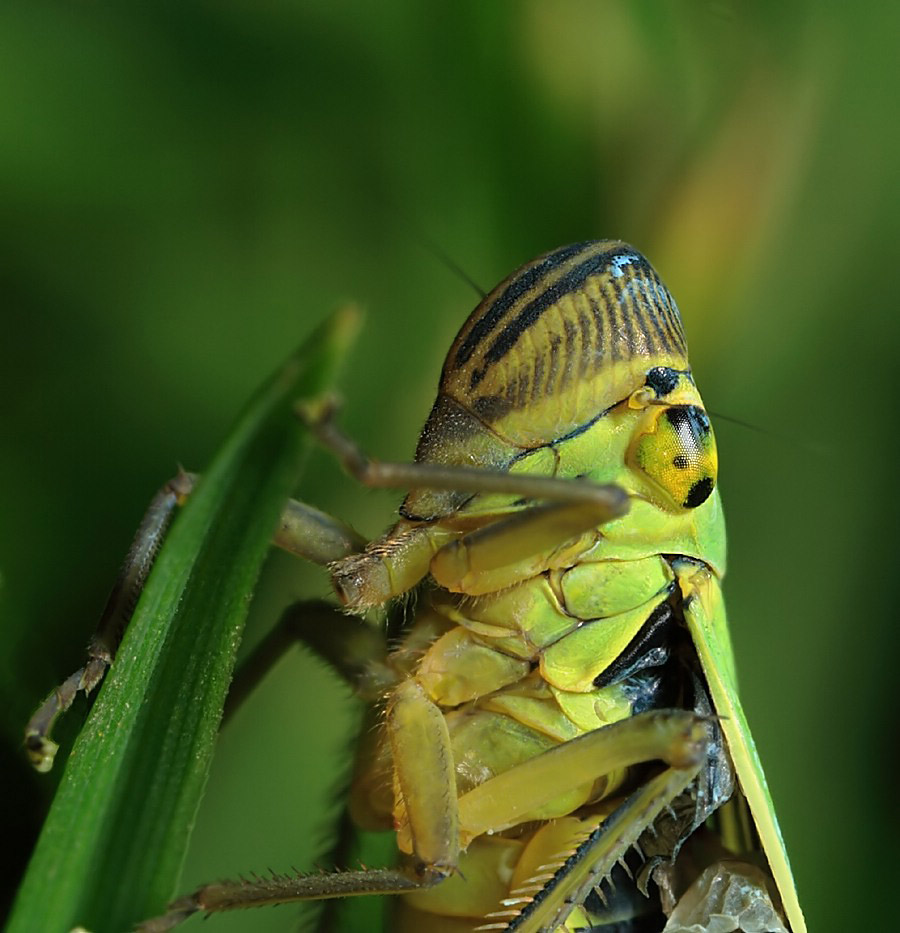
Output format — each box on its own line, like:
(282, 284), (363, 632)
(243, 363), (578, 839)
(26, 241), (804, 933)
(335, 242), (803, 931)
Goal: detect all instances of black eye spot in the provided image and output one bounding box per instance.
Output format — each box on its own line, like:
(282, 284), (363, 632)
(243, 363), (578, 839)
(665, 405), (710, 438)
(684, 477), (714, 508)
(646, 367), (679, 397)
(673, 455), (688, 469)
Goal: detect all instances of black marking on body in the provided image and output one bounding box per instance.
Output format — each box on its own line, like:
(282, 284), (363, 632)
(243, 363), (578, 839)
(604, 279), (623, 363)
(531, 345), (545, 402)
(471, 246), (657, 387)
(645, 366), (679, 397)
(546, 332), (562, 393)
(562, 317), (578, 390)
(665, 405), (711, 439)
(632, 276), (672, 353)
(619, 277), (653, 354)
(684, 477), (714, 508)
(510, 372), (528, 409)
(588, 289), (611, 364)
(654, 278), (684, 353)
(469, 394), (513, 423)
(650, 278), (684, 354)
(613, 279), (634, 364)
(654, 282), (682, 353)
(577, 305), (593, 380)
(537, 396), (620, 447)
(455, 241), (593, 368)
(593, 596), (675, 689)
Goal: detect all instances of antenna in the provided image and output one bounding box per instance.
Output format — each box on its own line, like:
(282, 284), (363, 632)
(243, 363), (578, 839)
(708, 409), (831, 458)
(415, 232), (486, 299)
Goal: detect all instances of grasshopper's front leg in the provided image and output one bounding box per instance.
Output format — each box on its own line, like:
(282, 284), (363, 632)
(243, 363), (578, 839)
(24, 399), (624, 771)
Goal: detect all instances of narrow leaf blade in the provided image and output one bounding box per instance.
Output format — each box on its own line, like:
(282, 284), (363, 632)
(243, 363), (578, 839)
(9, 307), (360, 933)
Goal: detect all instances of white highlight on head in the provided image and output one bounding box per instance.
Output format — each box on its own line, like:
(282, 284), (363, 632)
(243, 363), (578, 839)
(609, 253), (639, 278)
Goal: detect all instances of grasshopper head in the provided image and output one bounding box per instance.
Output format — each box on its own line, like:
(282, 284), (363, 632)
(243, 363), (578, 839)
(626, 367), (718, 511)
(404, 241), (694, 521)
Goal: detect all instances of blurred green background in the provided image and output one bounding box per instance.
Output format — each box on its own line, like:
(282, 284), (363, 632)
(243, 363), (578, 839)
(1, 2), (896, 931)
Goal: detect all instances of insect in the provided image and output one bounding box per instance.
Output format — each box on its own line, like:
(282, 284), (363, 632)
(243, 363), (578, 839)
(27, 240), (805, 932)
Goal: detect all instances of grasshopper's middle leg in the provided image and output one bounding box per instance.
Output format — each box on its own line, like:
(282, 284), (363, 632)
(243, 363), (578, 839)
(139, 697), (710, 932)
(24, 472), (366, 772)
(24, 472), (196, 771)
(137, 676), (461, 931)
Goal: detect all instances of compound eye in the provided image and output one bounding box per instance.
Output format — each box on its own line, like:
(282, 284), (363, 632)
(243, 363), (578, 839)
(629, 405), (717, 509)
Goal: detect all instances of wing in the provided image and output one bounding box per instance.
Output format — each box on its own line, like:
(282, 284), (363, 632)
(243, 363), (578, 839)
(675, 560), (807, 933)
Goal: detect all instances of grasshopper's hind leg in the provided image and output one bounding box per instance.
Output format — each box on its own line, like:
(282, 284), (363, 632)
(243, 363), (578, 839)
(454, 713), (711, 933)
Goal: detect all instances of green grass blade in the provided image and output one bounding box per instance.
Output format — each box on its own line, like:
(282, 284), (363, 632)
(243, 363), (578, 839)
(8, 307), (360, 933)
